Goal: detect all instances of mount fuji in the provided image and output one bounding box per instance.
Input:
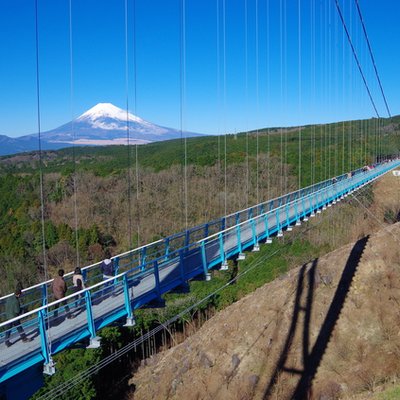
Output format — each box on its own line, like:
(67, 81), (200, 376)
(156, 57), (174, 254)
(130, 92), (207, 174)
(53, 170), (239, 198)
(0, 103), (203, 156)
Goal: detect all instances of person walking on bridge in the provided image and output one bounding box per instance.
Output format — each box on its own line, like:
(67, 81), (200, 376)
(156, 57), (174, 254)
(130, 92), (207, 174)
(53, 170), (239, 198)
(72, 267), (86, 309)
(52, 269), (73, 320)
(100, 249), (115, 298)
(4, 284), (33, 347)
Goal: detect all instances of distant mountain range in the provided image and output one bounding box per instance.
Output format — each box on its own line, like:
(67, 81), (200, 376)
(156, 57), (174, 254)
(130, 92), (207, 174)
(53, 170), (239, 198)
(0, 103), (203, 156)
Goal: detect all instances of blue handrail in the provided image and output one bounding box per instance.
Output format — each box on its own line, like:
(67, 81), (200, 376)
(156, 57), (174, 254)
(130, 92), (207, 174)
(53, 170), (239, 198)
(0, 160), (398, 385)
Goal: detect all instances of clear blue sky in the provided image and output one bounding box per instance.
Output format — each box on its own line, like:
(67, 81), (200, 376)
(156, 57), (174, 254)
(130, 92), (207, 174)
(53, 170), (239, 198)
(0, 0), (399, 137)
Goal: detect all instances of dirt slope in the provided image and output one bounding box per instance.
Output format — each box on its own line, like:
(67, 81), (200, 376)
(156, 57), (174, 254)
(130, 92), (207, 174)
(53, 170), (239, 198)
(130, 177), (400, 400)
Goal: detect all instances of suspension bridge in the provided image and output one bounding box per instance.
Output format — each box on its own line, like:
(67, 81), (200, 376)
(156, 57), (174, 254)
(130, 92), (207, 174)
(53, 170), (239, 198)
(0, 0), (399, 398)
(0, 158), (399, 393)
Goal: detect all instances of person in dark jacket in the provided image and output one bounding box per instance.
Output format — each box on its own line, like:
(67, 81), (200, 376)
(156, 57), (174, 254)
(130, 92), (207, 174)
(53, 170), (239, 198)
(100, 249), (115, 298)
(52, 269), (73, 320)
(5, 285), (33, 347)
(100, 256), (114, 280)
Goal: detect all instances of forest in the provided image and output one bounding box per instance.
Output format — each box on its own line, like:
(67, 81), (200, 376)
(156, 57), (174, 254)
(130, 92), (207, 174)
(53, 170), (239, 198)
(1, 115), (398, 295)
(0, 115), (399, 398)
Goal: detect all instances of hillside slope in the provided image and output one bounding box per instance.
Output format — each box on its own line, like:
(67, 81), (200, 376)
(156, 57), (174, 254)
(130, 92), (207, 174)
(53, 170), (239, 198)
(130, 207), (400, 399)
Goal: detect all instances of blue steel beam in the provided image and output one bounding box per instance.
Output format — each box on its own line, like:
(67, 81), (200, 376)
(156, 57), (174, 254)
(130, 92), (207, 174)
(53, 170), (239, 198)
(0, 160), (399, 385)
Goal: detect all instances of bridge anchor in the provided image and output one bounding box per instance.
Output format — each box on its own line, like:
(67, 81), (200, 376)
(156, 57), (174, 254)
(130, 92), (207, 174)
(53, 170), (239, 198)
(87, 336), (101, 349)
(266, 237), (272, 244)
(43, 357), (56, 376)
(252, 243), (260, 252)
(124, 316), (136, 327)
(220, 260), (229, 270)
(237, 253), (246, 261)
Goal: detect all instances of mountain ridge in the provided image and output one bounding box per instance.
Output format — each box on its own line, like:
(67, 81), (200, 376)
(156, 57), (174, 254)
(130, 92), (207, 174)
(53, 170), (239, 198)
(0, 103), (203, 156)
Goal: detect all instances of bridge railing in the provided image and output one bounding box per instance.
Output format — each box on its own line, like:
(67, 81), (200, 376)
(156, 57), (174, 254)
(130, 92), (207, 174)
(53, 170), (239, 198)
(197, 160), (399, 272)
(1, 159), (399, 382)
(0, 163), (380, 323)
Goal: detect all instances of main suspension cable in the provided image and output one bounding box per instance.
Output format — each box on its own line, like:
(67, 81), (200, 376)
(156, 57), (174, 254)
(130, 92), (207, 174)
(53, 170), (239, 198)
(354, 0), (391, 119)
(334, 0), (380, 118)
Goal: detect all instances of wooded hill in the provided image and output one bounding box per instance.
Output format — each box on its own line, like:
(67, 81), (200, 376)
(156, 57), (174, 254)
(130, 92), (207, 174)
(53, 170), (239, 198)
(0, 115), (399, 296)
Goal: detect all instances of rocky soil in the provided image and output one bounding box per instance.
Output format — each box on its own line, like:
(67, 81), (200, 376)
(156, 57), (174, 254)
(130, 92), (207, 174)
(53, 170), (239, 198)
(130, 173), (400, 400)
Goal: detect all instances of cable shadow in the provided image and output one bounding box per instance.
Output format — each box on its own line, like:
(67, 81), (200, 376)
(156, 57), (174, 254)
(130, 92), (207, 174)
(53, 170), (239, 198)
(263, 235), (369, 399)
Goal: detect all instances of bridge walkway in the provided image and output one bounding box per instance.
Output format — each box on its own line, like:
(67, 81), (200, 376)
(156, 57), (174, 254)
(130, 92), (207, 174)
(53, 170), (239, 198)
(0, 159), (398, 384)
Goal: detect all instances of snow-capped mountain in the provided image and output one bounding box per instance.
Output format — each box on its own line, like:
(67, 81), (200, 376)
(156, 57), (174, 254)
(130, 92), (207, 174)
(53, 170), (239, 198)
(0, 103), (203, 156)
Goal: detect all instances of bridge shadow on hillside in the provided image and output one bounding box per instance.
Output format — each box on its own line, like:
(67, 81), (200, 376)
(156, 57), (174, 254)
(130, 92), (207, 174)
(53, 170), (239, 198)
(263, 235), (369, 400)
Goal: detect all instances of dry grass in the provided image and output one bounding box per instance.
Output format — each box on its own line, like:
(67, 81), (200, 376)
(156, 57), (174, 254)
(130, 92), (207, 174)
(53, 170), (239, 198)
(130, 172), (400, 400)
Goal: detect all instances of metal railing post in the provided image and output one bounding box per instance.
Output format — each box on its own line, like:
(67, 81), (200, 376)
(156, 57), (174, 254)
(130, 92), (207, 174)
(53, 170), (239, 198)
(165, 238), (170, 260)
(85, 290), (100, 348)
(41, 284), (48, 307)
(114, 257), (120, 283)
(38, 309), (55, 375)
(285, 203), (290, 227)
(219, 232), (225, 263)
(250, 218), (257, 246)
(185, 230), (190, 249)
(178, 249), (186, 282)
(201, 241), (211, 281)
(123, 274), (135, 326)
(140, 247), (147, 271)
(153, 260), (161, 298)
(236, 224), (242, 254)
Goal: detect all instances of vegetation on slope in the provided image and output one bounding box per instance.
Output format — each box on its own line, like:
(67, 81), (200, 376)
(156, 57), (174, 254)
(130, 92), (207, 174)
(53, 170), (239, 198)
(0, 116), (398, 398)
(0, 116), (399, 296)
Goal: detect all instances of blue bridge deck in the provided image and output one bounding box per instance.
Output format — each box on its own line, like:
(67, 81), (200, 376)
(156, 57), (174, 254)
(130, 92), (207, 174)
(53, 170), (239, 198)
(0, 159), (399, 385)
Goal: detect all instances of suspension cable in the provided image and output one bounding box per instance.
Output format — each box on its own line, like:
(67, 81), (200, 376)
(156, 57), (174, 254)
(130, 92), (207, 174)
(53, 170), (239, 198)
(283, 0), (288, 193)
(124, 0), (133, 249)
(223, 0), (227, 216)
(333, 0), (380, 119)
(341, 0), (345, 175)
(298, 0), (302, 189)
(34, 0), (52, 357)
(266, 0), (270, 199)
(132, 0), (140, 248)
(348, 0), (353, 172)
(216, 0), (222, 215)
(279, 0), (284, 195)
(244, 0), (249, 208)
(318, 2), (324, 182)
(68, 0), (80, 269)
(310, 0), (315, 185)
(255, 0), (260, 205)
(179, 0), (188, 229)
(327, 1), (331, 179)
(354, 0), (391, 119)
